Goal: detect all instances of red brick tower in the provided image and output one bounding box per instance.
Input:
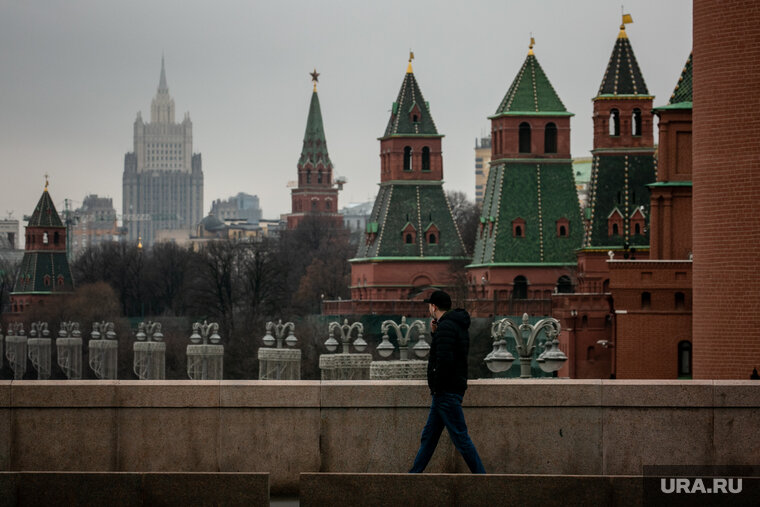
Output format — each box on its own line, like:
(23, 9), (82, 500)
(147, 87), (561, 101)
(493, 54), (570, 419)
(692, 1), (760, 379)
(10, 179), (75, 314)
(608, 54), (693, 379)
(335, 54), (466, 316)
(287, 70), (342, 229)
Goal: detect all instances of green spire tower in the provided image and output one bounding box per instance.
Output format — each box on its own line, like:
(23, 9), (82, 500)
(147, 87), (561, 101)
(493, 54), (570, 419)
(287, 69), (342, 229)
(10, 179), (75, 314)
(577, 15), (656, 292)
(468, 40), (582, 313)
(350, 54), (467, 306)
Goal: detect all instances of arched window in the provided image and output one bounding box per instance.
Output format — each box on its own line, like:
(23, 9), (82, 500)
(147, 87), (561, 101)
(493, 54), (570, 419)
(403, 146), (412, 171)
(544, 122), (557, 154)
(559, 226), (567, 236)
(675, 292), (685, 310)
(326, 200), (331, 210)
(634, 223), (641, 235)
(428, 233), (437, 244)
(422, 147), (431, 171)
(512, 276), (528, 299)
(311, 201), (317, 210)
(42, 232), (49, 244)
(581, 315), (588, 328)
(678, 341), (692, 378)
(609, 109), (620, 136)
(556, 275), (573, 294)
(587, 346), (595, 361)
(641, 292), (651, 310)
(632, 108), (642, 136)
(54, 231), (60, 244)
(405, 234), (413, 244)
(306, 170), (312, 184)
(412, 114), (418, 123)
(519, 122), (531, 153)
(515, 225), (522, 237)
(612, 223), (619, 235)
(318, 170), (323, 184)
(602, 279), (610, 293)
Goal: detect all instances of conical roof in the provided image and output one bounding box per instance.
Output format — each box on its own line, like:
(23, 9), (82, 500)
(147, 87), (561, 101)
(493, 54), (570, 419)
(383, 67), (440, 137)
(298, 90), (332, 169)
(27, 188), (64, 228)
(669, 53), (692, 105)
(597, 28), (649, 96)
(492, 52), (571, 116)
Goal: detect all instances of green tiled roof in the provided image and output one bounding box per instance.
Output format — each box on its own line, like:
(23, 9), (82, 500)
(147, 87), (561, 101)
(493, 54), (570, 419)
(298, 91), (332, 169)
(13, 251), (74, 294)
(355, 182), (465, 259)
(383, 71), (439, 138)
(583, 154), (655, 248)
(493, 53), (570, 117)
(669, 53), (692, 105)
(472, 161), (583, 264)
(597, 34), (649, 96)
(28, 190), (64, 227)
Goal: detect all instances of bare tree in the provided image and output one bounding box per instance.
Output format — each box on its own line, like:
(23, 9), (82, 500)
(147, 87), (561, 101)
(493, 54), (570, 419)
(446, 190), (481, 255)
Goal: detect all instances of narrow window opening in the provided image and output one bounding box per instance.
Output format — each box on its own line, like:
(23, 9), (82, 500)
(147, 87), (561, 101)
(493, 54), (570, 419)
(403, 146), (412, 171)
(609, 109), (620, 136)
(544, 122), (557, 154)
(422, 147), (431, 171)
(632, 108), (642, 136)
(675, 292), (685, 310)
(641, 292), (651, 310)
(405, 234), (413, 244)
(519, 122), (531, 153)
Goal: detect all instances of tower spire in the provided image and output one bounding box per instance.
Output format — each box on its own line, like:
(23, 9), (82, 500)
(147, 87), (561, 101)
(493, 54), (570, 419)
(158, 55), (168, 93)
(406, 50), (414, 74)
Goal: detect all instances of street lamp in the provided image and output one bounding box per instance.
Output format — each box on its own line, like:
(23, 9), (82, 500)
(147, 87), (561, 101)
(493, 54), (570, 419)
(262, 320), (297, 349)
(187, 320), (223, 380)
(325, 319), (366, 354)
(57, 321), (83, 380)
(258, 319), (301, 380)
(4, 322), (26, 380)
(89, 321), (118, 380)
(377, 316), (429, 360)
(320, 319), (370, 380)
(485, 313), (566, 378)
(28, 321), (51, 380)
(133, 321), (165, 380)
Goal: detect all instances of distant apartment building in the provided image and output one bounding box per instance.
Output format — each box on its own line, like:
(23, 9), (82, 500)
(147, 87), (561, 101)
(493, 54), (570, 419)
(572, 157), (593, 210)
(210, 192), (262, 225)
(0, 218), (19, 250)
(122, 57), (203, 248)
(474, 136), (491, 205)
(340, 201), (374, 233)
(70, 195), (119, 257)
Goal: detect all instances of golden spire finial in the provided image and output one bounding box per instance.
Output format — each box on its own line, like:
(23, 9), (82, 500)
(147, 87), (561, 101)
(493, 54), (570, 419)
(44, 173), (49, 192)
(528, 34), (535, 56)
(619, 11), (633, 39)
(310, 68), (320, 92)
(406, 50), (414, 74)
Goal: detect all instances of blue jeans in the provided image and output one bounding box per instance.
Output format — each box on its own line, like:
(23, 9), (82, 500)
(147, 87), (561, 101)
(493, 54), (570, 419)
(409, 392), (486, 473)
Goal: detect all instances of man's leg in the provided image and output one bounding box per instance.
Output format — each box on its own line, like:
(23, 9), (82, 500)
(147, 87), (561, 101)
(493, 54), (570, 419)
(437, 393), (486, 474)
(409, 396), (445, 473)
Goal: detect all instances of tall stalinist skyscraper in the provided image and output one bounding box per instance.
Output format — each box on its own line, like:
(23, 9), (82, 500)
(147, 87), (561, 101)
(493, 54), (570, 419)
(122, 57), (203, 247)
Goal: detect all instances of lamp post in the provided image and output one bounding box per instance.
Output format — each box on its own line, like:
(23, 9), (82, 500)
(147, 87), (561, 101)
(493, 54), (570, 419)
(325, 319), (366, 354)
(485, 313), (567, 378)
(320, 319), (371, 380)
(133, 321), (165, 380)
(4, 322), (26, 380)
(28, 321), (51, 380)
(57, 321), (83, 380)
(376, 316), (429, 360)
(89, 321), (118, 380)
(263, 320), (297, 349)
(258, 319), (301, 380)
(187, 320), (223, 380)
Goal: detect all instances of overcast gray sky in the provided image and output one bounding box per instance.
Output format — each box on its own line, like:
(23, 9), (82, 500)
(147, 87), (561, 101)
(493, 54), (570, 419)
(0, 0), (692, 225)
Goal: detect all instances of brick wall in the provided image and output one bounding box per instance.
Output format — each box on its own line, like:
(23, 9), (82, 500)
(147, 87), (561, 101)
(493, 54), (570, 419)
(693, 0), (760, 378)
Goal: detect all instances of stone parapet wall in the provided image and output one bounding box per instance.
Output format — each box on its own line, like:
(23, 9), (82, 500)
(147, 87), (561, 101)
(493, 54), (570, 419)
(0, 380), (758, 495)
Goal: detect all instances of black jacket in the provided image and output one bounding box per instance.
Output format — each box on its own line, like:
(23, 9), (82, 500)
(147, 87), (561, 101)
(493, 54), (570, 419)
(427, 308), (470, 396)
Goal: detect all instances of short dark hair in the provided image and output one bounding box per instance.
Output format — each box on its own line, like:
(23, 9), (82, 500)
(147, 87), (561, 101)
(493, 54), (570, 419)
(424, 290), (452, 310)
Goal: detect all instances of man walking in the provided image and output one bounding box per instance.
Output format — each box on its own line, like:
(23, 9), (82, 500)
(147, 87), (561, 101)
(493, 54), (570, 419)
(409, 290), (486, 474)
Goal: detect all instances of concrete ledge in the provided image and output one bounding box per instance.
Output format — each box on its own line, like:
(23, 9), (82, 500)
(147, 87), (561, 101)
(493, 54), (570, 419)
(299, 473), (642, 507)
(0, 472), (269, 507)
